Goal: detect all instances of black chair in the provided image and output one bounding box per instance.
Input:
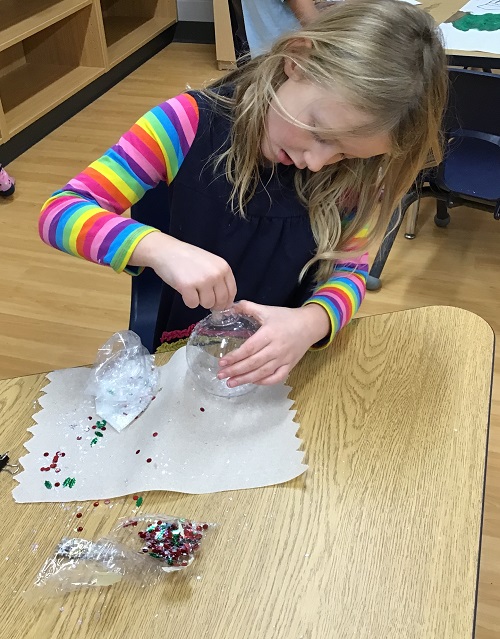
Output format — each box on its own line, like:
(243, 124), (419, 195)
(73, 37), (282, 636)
(129, 181), (171, 353)
(366, 69), (500, 290)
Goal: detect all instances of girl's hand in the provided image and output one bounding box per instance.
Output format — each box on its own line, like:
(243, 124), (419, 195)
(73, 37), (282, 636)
(217, 301), (331, 386)
(130, 232), (237, 310)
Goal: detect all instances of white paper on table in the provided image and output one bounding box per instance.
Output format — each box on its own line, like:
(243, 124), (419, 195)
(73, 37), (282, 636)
(399, 0), (421, 5)
(456, 0), (500, 15)
(13, 348), (307, 503)
(440, 21), (500, 54)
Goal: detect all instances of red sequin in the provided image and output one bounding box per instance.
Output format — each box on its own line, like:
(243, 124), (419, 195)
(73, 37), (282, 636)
(43, 452), (49, 457)
(135, 450), (140, 454)
(88, 416), (92, 420)
(200, 407), (205, 412)
(54, 482), (60, 487)
(152, 432), (158, 437)
(146, 458), (152, 463)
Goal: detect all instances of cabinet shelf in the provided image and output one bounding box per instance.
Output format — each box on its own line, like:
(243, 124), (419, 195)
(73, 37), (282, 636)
(0, 0), (176, 142)
(103, 15), (175, 66)
(0, 0), (93, 53)
(0, 63), (103, 136)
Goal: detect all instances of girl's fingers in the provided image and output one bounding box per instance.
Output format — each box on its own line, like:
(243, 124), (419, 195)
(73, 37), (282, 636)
(219, 330), (269, 367)
(199, 287), (216, 310)
(182, 287), (200, 309)
(225, 358), (281, 387)
(212, 281), (232, 311)
(218, 346), (275, 380)
(225, 273), (237, 306)
(253, 365), (290, 386)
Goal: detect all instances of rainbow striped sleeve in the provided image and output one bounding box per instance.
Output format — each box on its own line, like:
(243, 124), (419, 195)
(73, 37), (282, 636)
(39, 93), (199, 273)
(304, 220), (369, 349)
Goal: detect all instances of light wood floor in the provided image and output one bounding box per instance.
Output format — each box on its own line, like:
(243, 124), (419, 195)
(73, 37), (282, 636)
(1, 43), (499, 637)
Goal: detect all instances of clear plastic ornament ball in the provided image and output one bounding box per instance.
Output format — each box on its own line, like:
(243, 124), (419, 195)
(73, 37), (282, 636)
(186, 309), (260, 398)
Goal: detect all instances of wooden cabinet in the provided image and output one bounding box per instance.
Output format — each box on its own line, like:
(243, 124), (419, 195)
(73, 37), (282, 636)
(0, 0), (176, 142)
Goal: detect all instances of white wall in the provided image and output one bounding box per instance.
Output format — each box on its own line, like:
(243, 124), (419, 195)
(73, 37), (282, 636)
(177, 0), (214, 21)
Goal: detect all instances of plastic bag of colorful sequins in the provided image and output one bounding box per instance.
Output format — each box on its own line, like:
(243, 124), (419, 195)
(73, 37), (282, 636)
(30, 537), (148, 598)
(110, 514), (216, 573)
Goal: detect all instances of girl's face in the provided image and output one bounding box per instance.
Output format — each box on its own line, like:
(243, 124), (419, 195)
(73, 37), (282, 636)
(261, 60), (391, 171)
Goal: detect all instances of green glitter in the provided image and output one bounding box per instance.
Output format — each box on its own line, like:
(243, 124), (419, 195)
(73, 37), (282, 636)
(90, 438), (98, 446)
(44, 481), (52, 489)
(96, 420), (107, 428)
(135, 496), (143, 507)
(453, 12), (500, 31)
(63, 477), (76, 488)
(95, 431), (104, 437)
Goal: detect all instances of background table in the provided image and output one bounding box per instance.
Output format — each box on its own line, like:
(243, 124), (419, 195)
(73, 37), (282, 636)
(0, 306), (493, 638)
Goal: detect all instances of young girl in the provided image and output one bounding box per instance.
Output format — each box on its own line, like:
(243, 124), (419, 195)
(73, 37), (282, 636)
(39, 0), (447, 389)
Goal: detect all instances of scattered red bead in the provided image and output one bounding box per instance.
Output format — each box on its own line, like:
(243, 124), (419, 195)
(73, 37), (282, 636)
(92, 425), (96, 429)
(76, 512), (82, 518)
(146, 458), (152, 463)
(55, 468), (61, 473)
(43, 452), (49, 457)
(104, 499), (110, 504)
(200, 407), (205, 412)
(50, 463), (56, 469)
(77, 526), (83, 532)
(88, 416), (92, 420)
(152, 432), (158, 437)
(93, 502), (99, 507)
(60, 452), (65, 457)
(77, 436), (82, 441)
(135, 450), (140, 454)
(54, 482), (60, 487)
(132, 495), (138, 501)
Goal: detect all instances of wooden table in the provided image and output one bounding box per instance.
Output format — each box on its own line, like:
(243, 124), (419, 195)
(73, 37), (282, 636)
(212, 0), (500, 69)
(0, 306), (494, 638)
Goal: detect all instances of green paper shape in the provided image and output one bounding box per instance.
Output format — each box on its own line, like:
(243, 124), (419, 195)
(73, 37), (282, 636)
(453, 12), (500, 31)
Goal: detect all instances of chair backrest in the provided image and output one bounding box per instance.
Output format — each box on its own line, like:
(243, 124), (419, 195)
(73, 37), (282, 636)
(129, 181), (172, 352)
(445, 69), (500, 138)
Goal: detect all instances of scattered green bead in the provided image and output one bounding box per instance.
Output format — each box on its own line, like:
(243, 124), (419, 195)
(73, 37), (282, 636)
(135, 496), (143, 507)
(95, 431), (104, 437)
(44, 481), (52, 489)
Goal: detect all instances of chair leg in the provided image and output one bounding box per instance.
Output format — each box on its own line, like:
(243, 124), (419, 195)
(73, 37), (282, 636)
(367, 205), (408, 290)
(404, 199), (421, 240)
(434, 200), (450, 228)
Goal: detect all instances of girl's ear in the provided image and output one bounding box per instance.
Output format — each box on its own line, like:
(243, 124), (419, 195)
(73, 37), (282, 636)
(283, 38), (313, 80)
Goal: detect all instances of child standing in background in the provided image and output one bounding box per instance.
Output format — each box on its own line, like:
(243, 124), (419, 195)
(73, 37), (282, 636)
(241, 0), (319, 57)
(39, 0), (447, 389)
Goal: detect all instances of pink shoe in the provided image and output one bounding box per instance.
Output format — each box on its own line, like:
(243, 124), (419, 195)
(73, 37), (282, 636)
(0, 164), (15, 196)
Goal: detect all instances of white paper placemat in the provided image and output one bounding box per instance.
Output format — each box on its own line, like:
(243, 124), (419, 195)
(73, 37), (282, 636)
(13, 348), (307, 503)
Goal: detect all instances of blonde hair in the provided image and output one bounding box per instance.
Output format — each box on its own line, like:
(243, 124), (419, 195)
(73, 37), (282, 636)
(205, 0), (447, 283)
